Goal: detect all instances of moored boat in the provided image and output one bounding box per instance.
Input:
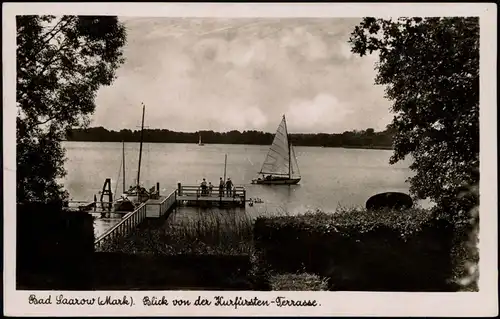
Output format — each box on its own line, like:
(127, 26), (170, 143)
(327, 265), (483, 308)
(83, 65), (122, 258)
(113, 103), (154, 211)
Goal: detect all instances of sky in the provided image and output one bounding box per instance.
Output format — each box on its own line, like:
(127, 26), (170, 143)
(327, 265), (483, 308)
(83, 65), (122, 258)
(92, 17), (393, 134)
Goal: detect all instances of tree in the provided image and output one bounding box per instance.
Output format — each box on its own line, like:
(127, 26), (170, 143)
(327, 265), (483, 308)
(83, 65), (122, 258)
(349, 17), (479, 221)
(17, 16), (126, 204)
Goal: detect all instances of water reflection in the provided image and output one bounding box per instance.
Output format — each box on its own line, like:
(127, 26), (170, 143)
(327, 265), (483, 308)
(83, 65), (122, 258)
(91, 213), (123, 238)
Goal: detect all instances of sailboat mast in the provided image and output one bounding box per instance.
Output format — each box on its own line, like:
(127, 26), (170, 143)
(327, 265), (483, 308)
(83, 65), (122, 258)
(284, 114), (292, 179)
(288, 142), (292, 179)
(136, 103), (145, 188)
(122, 140), (126, 193)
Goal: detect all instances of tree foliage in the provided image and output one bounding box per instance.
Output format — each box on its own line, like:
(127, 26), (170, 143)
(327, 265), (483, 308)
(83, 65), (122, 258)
(349, 17), (479, 220)
(17, 16), (126, 204)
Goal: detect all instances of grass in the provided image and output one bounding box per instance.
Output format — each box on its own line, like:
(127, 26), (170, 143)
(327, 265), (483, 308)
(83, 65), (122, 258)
(269, 273), (329, 291)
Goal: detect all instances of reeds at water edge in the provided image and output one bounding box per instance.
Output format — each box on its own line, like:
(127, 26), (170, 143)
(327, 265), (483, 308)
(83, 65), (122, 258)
(103, 209), (255, 255)
(164, 210), (255, 255)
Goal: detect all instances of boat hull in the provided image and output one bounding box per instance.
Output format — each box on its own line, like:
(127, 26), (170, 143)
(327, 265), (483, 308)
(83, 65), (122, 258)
(113, 198), (135, 212)
(252, 177), (301, 185)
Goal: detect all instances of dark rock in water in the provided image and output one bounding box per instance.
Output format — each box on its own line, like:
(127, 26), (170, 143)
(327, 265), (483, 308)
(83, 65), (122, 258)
(366, 192), (413, 210)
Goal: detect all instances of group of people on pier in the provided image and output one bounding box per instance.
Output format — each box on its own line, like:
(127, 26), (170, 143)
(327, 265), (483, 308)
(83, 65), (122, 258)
(200, 177), (236, 197)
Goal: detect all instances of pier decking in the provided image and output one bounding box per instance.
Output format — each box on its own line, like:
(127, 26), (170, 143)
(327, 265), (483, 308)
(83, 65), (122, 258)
(176, 184), (246, 207)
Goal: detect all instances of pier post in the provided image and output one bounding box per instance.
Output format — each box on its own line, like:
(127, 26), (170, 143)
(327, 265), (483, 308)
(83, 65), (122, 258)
(100, 178), (113, 211)
(157, 182), (160, 196)
(178, 182), (182, 196)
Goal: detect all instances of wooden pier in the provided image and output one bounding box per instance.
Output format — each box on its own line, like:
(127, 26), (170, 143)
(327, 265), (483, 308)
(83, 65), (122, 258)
(69, 183), (246, 214)
(78, 183), (247, 251)
(176, 183), (246, 208)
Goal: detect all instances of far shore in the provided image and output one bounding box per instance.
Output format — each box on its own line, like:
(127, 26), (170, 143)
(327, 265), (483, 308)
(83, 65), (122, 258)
(62, 140), (394, 151)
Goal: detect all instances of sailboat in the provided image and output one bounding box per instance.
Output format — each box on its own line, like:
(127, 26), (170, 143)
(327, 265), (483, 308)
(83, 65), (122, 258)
(113, 103), (151, 211)
(251, 114), (301, 185)
(198, 132), (204, 146)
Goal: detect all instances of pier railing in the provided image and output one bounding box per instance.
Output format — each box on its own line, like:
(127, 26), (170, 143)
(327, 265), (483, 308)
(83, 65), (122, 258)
(94, 202), (147, 251)
(159, 190), (177, 214)
(94, 190), (178, 250)
(177, 185), (246, 199)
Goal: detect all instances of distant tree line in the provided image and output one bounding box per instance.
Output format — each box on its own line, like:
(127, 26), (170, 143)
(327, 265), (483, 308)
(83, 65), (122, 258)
(65, 126), (395, 149)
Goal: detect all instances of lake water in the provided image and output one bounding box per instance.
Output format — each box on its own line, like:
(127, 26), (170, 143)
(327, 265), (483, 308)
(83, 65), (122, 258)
(62, 141), (427, 237)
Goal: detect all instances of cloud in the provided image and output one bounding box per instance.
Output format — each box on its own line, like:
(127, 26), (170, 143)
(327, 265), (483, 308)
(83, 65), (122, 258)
(92, 18), (392, 133)
(208, 105), (268, 131)
(287, 93), (354, 133)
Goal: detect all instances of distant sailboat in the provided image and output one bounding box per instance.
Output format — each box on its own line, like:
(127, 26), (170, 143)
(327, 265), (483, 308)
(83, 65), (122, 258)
(251, 115), (301, 185)
(198, 132), (204, 146)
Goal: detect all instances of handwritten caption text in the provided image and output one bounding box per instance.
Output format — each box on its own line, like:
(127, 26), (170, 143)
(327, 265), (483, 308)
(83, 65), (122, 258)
(28, 294), (320, 309)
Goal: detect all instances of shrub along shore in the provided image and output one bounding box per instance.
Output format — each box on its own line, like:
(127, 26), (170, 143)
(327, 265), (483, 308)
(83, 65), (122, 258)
(98, 207), (474, 291)
(16, 203), (475, 291)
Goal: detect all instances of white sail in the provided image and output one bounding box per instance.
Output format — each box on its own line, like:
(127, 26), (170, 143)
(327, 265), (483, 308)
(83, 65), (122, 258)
(290, 142), (300, 177)
(259, 116), (292, 176)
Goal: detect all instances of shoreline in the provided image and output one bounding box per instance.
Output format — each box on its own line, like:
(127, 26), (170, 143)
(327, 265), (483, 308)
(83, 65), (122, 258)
(62, 140), (394, 151)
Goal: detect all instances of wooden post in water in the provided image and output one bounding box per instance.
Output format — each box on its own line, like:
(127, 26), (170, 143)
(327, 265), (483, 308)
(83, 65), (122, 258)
(177, 182), (182, 196)
(100, 178), (113, 211)
(136, 103), (145, 189)
(224, 154), (227, 182)
(157, 182), (160, 196)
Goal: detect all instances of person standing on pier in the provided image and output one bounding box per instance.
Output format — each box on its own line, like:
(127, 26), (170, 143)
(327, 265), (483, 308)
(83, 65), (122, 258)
(208, 182), (213, 196)
(201, 178), (207, 196)
(219, 177), (224, 197)
(226, 178), (233, 197)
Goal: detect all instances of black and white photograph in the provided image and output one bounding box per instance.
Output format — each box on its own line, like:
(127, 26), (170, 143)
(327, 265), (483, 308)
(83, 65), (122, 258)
(3, 2), (497, 317)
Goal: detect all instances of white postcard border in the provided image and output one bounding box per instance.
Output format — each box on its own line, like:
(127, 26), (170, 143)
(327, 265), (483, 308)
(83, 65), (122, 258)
(3, 2), (498, 317)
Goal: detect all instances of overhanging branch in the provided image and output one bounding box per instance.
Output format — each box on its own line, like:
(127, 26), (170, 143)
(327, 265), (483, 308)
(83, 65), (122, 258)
(39, 17), (67, 45)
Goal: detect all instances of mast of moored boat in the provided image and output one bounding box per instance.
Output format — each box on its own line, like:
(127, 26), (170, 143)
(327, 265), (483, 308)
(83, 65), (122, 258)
(122, 140), (126, 193)
(224, 154), (227, 182)
(136, 103), (145, 188)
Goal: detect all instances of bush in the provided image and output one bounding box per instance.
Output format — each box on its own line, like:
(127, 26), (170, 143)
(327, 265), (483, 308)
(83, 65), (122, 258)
(16, 202), (94, 289)
(434, 193), (479, 291)
(253, 208), (457, 291)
